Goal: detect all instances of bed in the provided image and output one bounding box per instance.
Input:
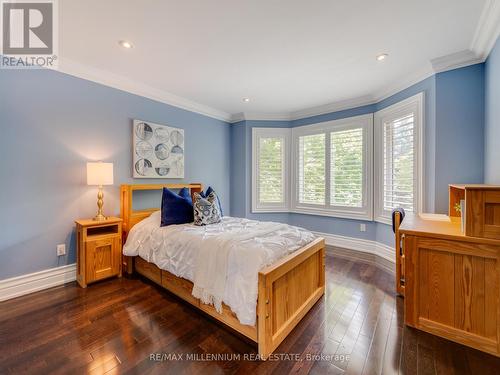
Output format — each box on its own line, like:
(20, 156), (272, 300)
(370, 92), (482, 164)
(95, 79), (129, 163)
(120, 183), (325, 359)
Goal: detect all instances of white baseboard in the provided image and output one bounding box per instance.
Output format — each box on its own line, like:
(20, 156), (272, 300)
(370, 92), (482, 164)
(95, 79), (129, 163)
(0, 264), (76, 302)
(313, 231), (395, 264)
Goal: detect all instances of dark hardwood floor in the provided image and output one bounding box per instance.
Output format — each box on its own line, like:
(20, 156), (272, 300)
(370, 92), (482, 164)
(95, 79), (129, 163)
(1, 252), (500, 375)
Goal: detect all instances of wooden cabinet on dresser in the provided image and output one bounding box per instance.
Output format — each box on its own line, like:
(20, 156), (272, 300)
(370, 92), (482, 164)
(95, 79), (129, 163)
(449, 184), (500, 239)
(75, 217), (123, 288)
(400, 213), (500, 357)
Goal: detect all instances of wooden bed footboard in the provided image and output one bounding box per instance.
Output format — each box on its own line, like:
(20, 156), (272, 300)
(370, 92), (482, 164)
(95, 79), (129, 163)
(257, 237), (325, 357)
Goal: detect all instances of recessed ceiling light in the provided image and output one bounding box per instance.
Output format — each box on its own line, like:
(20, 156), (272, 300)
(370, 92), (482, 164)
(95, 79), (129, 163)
(376, 53), (388, 61)
(242, 97), (250, 103)
(119, 40), (133, 49)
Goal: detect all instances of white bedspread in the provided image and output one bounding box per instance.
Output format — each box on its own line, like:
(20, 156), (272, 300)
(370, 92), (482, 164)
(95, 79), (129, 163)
(123, 212), (315, 326)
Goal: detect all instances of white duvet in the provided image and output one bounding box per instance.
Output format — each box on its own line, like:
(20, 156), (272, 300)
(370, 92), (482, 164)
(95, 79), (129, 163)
(123, 212), (315, 326)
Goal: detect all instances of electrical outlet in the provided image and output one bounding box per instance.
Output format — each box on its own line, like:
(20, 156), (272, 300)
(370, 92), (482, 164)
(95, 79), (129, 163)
(57, 244), (66, 256)
(359, 224), (366, 232)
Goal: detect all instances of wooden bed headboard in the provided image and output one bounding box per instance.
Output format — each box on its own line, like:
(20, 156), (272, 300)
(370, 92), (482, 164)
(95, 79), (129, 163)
(120, 183), (203, 238)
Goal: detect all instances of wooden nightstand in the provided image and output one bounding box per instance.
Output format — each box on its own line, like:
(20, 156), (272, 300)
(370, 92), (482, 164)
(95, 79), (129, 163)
(75, 217), (123, 288)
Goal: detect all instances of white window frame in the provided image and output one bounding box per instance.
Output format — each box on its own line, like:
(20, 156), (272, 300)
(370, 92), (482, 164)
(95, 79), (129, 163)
(290, 114), (373, 221)
(252, 127), (291, 212)
(374, 92), (424, 224)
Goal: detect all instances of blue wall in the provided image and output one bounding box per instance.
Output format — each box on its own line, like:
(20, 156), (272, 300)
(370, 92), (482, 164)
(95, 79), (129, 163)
(435, 65), (485, 211)
(230, 121), (248, 218)
(0, 69), (231, 280)
(231, 65), (486, 247)
(485, 36), (500, 183)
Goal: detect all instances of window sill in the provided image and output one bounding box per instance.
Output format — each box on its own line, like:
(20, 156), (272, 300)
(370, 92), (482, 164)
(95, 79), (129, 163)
(251, 207), (289, 214)
(291, 207), (373, 221)
(251, 206), (399, 223)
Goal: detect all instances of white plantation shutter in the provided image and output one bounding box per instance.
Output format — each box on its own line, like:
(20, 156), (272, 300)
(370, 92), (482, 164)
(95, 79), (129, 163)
(383, 114), (415, 211)
(330, 128), (363, 207)
(374, 92), (423, 223)
(292, 114), (373, 220)
(252, 128), (290, 212)
(298, 133), (326, 204)
(258, 137), (283, 203)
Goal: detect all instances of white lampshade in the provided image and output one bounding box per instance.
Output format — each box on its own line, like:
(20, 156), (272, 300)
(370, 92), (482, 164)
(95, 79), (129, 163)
(87, 162), (114, 186)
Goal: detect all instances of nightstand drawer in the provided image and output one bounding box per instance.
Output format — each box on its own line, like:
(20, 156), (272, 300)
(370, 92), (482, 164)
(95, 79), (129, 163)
(86, 236), (121, 283)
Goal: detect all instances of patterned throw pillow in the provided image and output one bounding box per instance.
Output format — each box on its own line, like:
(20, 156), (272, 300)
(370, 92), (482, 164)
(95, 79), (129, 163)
(193, 191), (222, 226)
(200, 186), (223, 216)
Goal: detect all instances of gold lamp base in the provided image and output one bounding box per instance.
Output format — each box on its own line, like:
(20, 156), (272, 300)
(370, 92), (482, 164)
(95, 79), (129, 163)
(93, 185), (108, 221)
(93, 213), (108, 221)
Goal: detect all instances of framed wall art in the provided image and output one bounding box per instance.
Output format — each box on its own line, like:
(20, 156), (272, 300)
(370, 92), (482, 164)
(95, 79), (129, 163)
(132, 120), (185, 178)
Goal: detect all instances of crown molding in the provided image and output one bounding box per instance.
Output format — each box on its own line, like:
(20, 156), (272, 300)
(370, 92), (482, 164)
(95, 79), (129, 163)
(230, 113), (246, 123)
(373, 64), (435, 103)
(230, 95), (377, 123)
(55, 58), (233, 123)
(231, 112), (292, 123)
(471, 0), (500, 60)
(288, 95), (376, 121)
(430, 49), (484, 74)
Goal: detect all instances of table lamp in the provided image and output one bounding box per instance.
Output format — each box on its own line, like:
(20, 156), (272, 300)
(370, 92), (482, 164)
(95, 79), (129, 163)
(87, 161), (114, 221)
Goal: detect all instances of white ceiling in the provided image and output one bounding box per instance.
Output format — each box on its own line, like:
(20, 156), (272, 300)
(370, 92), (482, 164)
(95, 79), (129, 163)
(59, 0), (498, 122)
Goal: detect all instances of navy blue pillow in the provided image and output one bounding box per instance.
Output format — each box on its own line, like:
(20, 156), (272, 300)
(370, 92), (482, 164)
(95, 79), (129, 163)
(160, 187), (194, 226)
(201, 186), (223, 216)
(178, 187), (191, 199)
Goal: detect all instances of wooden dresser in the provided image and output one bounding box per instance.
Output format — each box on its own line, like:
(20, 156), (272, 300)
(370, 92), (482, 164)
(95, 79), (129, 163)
(398, 185), (500, 357)
(75, 217), (123, 288)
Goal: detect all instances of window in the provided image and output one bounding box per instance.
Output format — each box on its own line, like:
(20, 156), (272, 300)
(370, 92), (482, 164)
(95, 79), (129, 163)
(252, 128), (290, 212)
(292, 114), (373, 220)
(374, 93), (424, 224)
(298, 133), (325, 205)
(330, 128), (363, 207)
(250, 94), (423, 224)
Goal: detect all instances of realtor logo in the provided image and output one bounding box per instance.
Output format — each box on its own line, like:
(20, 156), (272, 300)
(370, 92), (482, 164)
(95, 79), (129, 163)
(1, 0), (58, 68)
